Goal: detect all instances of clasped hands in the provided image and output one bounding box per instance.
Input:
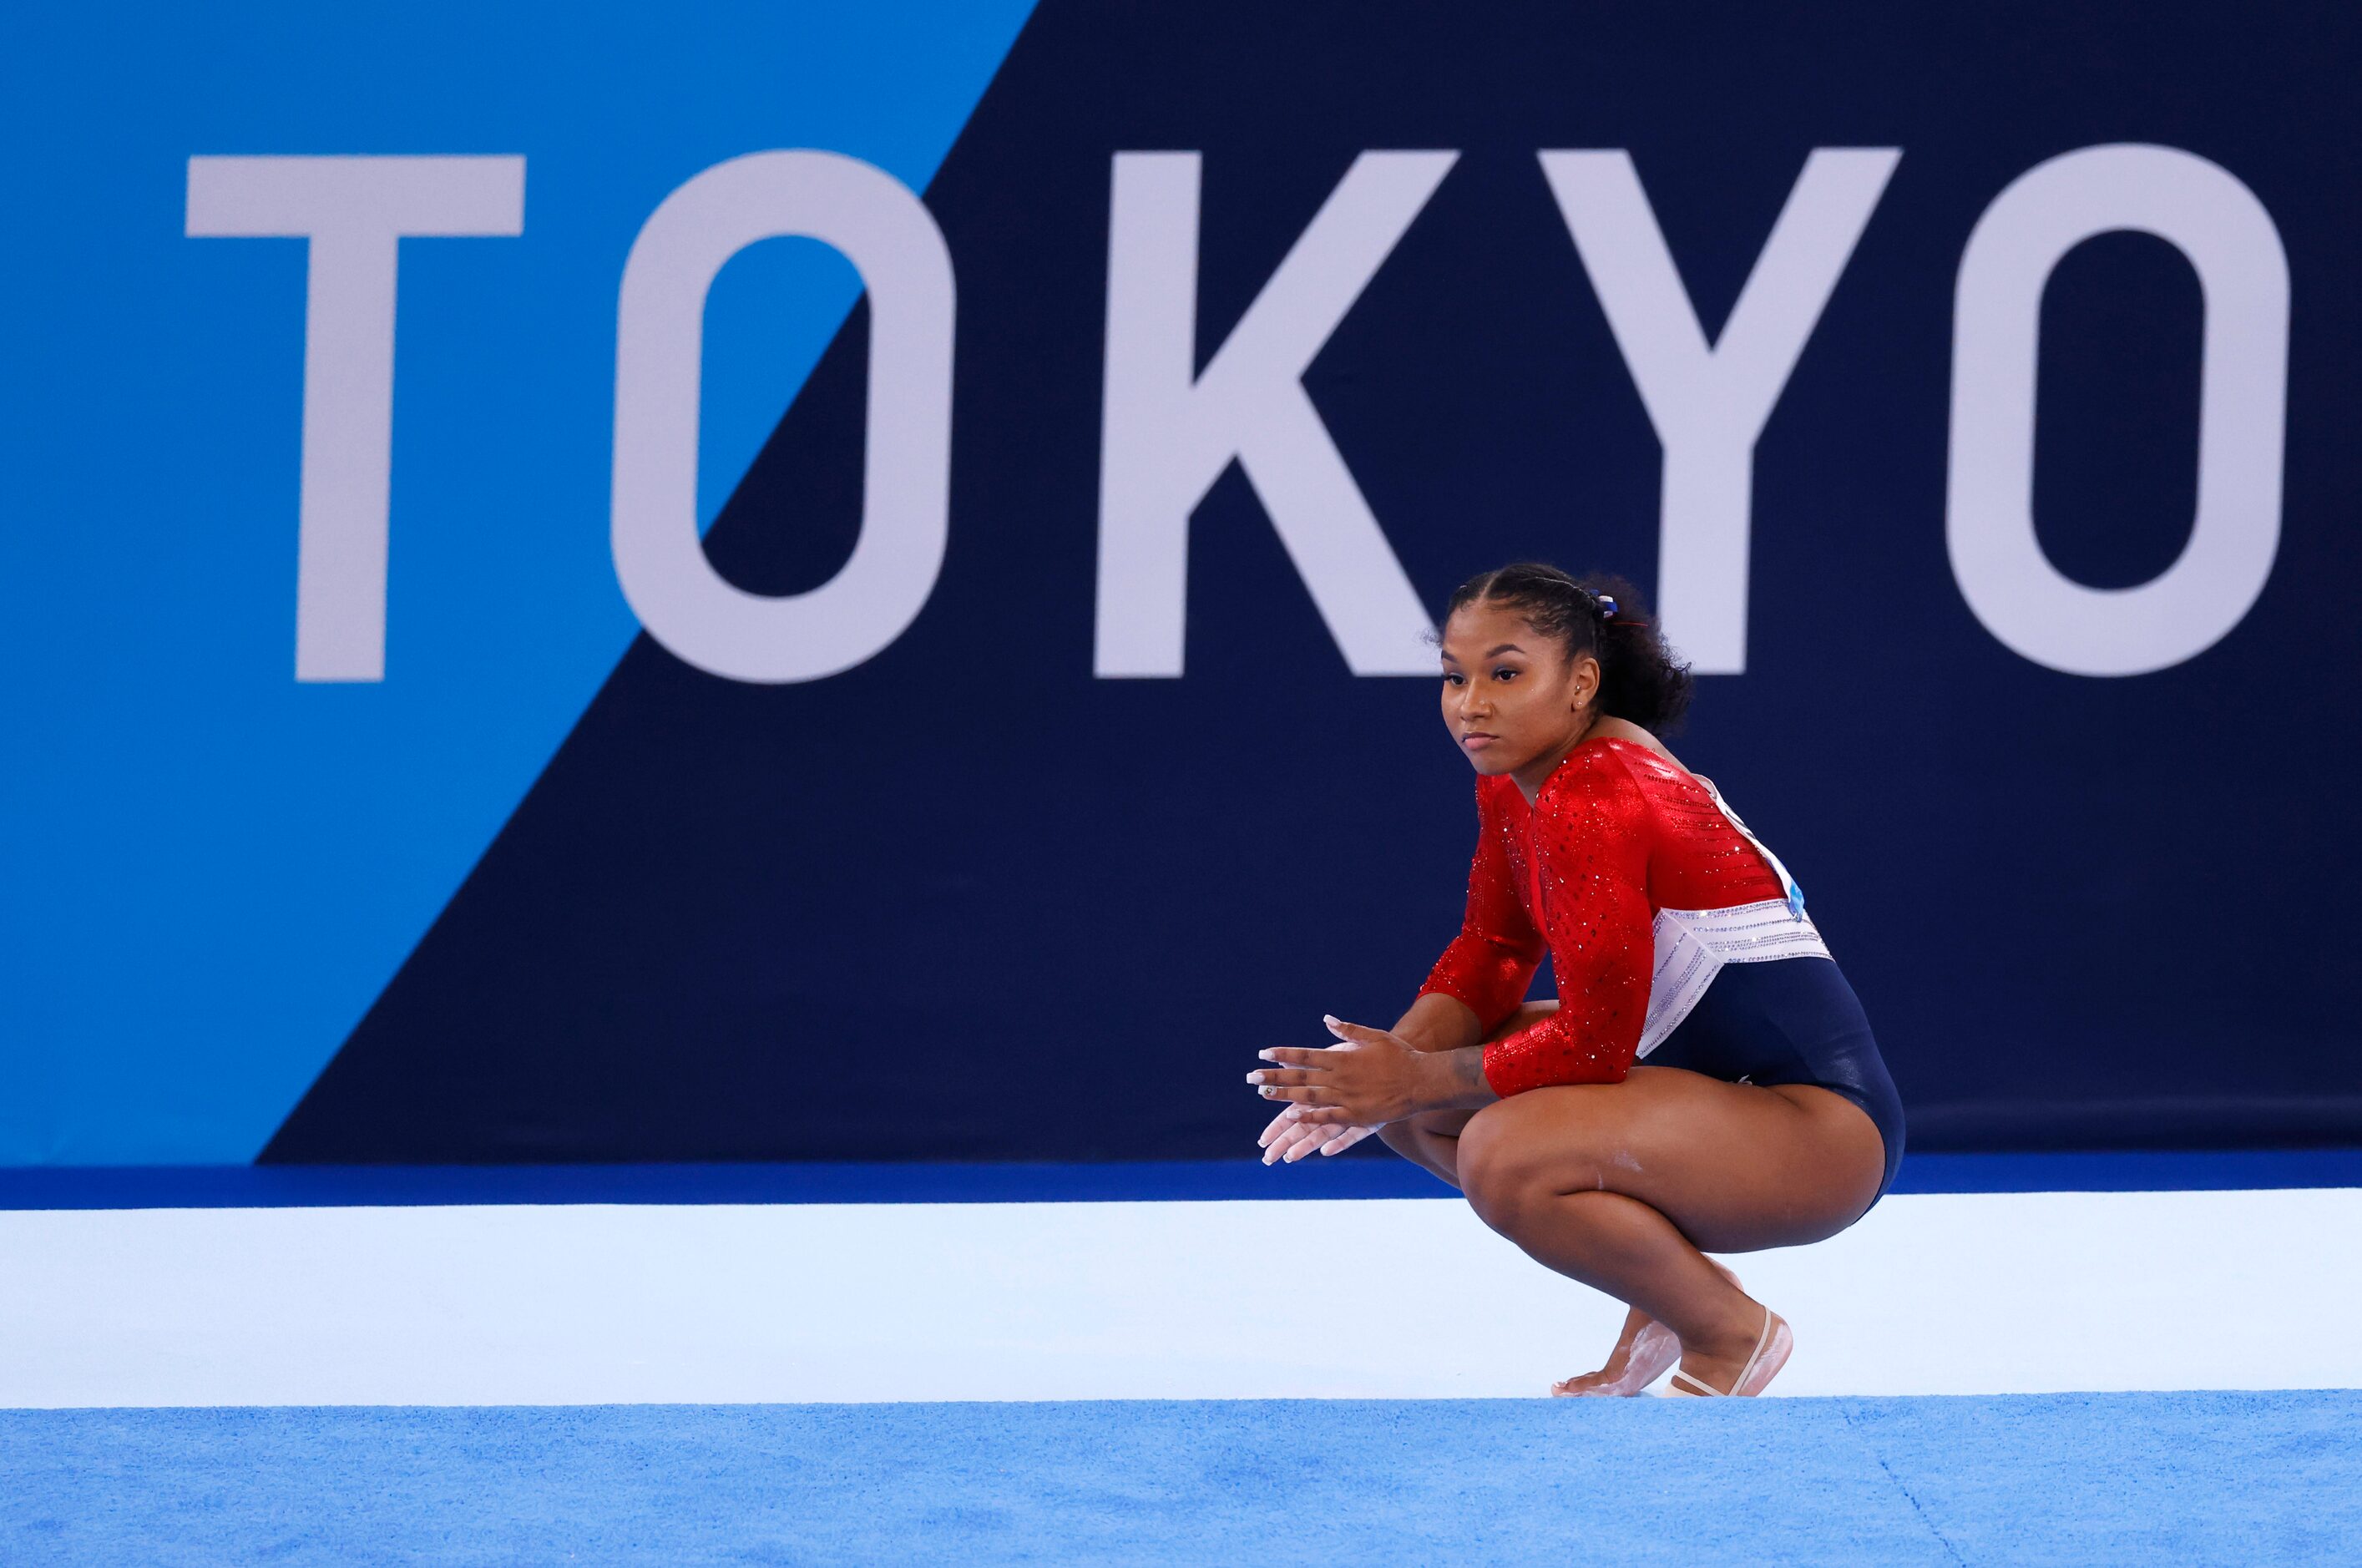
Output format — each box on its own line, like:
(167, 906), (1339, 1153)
(1248, 1014), (1439, 1166)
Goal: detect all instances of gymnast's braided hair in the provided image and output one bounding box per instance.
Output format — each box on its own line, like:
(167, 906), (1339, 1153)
(1444, 562), (1695, 732)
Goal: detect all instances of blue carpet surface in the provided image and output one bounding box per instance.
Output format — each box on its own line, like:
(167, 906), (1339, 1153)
(2, 1393), (2354, 1565)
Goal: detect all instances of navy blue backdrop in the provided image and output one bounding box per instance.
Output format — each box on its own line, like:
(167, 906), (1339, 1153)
(255, 0), (2362, 1162)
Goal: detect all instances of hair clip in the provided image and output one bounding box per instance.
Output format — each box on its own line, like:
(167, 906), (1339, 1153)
(1595, 594), (1620, 619)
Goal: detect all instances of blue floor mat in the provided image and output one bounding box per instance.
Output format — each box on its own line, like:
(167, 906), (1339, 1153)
(3, 1393), (2355, 1565)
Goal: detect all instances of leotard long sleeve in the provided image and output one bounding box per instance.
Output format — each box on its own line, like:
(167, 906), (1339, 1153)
(1419, 737), (1786, 1097)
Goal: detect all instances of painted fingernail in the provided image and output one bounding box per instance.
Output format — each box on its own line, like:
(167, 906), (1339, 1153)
(1260, 1085), (1276, 1097)
(1257, 1049), (1275, 1060)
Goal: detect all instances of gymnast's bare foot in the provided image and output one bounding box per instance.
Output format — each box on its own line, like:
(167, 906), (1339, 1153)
(1550, 1261), (1744, 1397)
(1552, 1305), (1677, 1396)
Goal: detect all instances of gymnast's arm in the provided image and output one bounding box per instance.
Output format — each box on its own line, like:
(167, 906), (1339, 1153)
(1251, 758), (1655, 1123)
(1473, 758), (1654, 1095)
(1253, 783), (1548, 1126)
(1415, 780), (1549, 1039)
(1388, 761), (1661, 1101)
(1255, 787), (1533, 1157)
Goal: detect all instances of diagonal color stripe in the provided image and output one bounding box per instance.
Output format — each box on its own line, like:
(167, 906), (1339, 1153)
(0, 1), (1037, 1163)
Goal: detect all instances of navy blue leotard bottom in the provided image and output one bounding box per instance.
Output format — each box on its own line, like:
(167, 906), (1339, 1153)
(1642, 955), (1906, 1204)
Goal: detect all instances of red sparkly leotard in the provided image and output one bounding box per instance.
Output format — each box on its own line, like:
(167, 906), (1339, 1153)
(1419, 737), (1788, 1098)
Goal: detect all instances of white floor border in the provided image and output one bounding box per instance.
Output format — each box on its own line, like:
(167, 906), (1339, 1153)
(3, 1189), (2356, 1406)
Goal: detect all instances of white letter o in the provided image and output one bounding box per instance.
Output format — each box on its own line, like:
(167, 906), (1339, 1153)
(612, 151), (955, 683)
(1946, 144), (2289, 677)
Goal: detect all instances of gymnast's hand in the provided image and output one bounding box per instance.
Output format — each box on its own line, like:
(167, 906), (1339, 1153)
(1256, 1102), (1376, 1164)
(1247, 1015), (1439, 1127)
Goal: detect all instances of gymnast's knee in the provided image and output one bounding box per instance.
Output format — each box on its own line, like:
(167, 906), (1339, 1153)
(1377, 1117), (1460, 1187)
(1457, 1095), (1607, 1234)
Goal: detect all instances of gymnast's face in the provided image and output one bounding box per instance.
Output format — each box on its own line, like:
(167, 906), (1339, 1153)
(1439, 599), (1601, 779)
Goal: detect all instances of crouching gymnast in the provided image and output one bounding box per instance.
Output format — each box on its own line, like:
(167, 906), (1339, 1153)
(1248, 563), (1904, 1398)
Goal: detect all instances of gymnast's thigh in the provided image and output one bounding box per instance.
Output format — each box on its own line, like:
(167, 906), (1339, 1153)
(1458, 1065), (1887, 1253)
